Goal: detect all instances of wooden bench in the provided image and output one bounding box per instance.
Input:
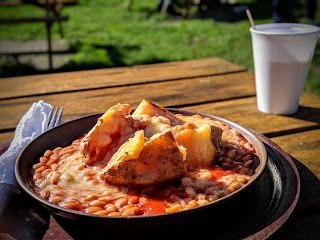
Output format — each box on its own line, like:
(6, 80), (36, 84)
(0, 0), (71, 70)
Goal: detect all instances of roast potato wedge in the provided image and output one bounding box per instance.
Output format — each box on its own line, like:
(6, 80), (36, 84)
(100, 130), (187, 187)
(80, 103), (135, 165)
(173, 123), (222, 169)
(132, 99), (184, 126)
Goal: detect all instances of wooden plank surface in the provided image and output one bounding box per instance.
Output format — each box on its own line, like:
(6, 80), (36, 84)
(1, 94), (319, 180)
(0, 71), (256, 130)
(271, 129), (320, 179)
(0, 57), (319, 240)
(0, 81), (319, 145)
(183, 92), (320, 137)
(0, 58), (245, 99)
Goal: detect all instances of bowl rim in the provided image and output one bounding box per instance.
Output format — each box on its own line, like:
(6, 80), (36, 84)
(15, 108), (268, 220)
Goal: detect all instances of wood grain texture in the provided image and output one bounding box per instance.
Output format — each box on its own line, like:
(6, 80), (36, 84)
(0, 133), (13, 146)
(183, 92), (320, 136)
(0, 71), (255, 131)
(271, 129), (320, 179)
(0, 57), (245, 99)
(0, 57), (320, 240)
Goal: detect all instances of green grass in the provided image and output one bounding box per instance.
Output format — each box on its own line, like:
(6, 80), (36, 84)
(0, 0), (319, 95)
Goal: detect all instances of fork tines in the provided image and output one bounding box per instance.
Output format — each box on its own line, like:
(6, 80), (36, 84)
(48, 106), (64, 129)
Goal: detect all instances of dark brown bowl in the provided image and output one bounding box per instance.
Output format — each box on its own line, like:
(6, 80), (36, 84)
(15, 108), (267, 233)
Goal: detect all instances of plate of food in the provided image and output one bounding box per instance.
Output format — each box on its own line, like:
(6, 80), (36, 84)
(15, 99), (267, 230)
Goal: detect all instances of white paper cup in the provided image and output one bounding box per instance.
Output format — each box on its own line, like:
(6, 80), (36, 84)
(250, 23), (320, 115)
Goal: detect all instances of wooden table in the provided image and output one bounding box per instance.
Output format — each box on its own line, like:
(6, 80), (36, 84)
(0, 57), (319, 239)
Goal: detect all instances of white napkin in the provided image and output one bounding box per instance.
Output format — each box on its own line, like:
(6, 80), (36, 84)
(0, 100), (54, 216)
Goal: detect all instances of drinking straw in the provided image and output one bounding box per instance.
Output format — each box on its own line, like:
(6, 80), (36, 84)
(246, 9), (255, 29)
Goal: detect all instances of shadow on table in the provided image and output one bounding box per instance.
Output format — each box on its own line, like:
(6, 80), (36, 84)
(292, 105), (320, 124)
(264, 105), (320, 139)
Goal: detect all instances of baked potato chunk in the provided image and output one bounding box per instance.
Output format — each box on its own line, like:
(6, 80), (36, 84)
(132, 99), (184, 126)
(173, 123), (222, 169)
(80, 103), (135, 165)
(100, 131), (187, 187)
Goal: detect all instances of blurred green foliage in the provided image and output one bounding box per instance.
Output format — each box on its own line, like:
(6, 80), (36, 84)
(0, 0), (319, 95)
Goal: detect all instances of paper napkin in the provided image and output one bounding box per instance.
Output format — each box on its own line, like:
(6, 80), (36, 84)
(0, 100), (54, 215)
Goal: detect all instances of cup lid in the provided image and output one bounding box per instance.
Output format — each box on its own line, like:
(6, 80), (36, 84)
(250, 23), (320, 36)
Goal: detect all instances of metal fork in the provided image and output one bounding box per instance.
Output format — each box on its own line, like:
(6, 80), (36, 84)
(48, 106), (64, 130)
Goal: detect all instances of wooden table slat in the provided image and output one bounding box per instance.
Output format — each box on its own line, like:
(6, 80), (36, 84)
(0, 57), (319, 239)
(183, 92), (320, 137)
(0, 71), (256, 131)
(271, 129), (320, 178)
(0, 57), (245, 100)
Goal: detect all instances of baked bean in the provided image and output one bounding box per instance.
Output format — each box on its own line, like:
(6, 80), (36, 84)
(31, 114), (260, 217)
(53, 147), (62, 153)
(229, 181), (242, 190)
(49, 171), (61, 184)
(35, 165), (47, 174)
(41, 169), (51, 178)
(39, 157), (49, 164)
(51, 163), (60, 171)
(166, 204), (181, 213)
(226, 149), (237, 159)
(33, 173), (42, 181)
(239, 167), (250, 174)
(59, 147), (75, 156)
(33, 162), (45, 170)
(89, 179), (100, 185)
(61, 201), (81, 210)
(243, 159), (254, 168)
(43, 150), (53, 158)
(82, 168), (96, 176)
(108, 212), (122, 217)
(50, 195), (63, 204)
(221, 162), (232, 169)
(89, 200), (106, 208)
(224, 143), (237, 150)
(76, 164), (86, 171)
(60, 154), (70, 162)
(50, 187), (64, 196)
(122, 206), (142, 216)
(105, 204), (118, 212)
(223, 157), (233, 164)
(128, 196), (140, 204)
(50, 153), (59, 161)
(237, 148), (247, 156)
(119, 204), (135, 213)
(60, 172), (74, 183)
(237, 177), (248, 184)
(98, 196), (115, 202)
(34, 178), (43, 186)
(197, 199), (208, 205)
(46, 159), (58, 167)
(186, 200), (198, 209)
(39, 178), (51, 188)
(115, 197), (129, 209)
(84, 194), (98, 202)
(94, 209), (112, 216)
(226, 185), (236, 194)
(39, 189), (50, 199)
(243, 142), (253, 150)
(85, 206), (103, 214)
